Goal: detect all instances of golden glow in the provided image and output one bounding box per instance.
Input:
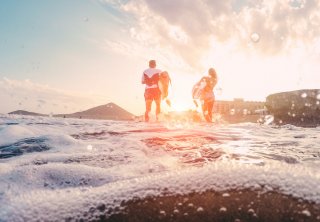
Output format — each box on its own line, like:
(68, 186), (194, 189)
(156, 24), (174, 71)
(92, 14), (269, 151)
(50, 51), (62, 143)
(170, 100), (190, 112)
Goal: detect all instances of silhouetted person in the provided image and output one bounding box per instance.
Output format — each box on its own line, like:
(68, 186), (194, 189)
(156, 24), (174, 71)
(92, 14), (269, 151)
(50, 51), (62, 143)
(141, 60), (162, 122)
(198, 68), (218, 122)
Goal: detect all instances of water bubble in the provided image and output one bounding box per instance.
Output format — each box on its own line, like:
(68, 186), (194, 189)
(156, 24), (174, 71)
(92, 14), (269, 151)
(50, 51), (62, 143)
(301, 209), (311, 217)
(219, 207), (227, 212)
(197, 207), (204, 212)
(87, 145), (93, 151)
(305, 103), (311, 107)
(230, 109), (235, 115)
(317, 101), (320, 105)
(316, 94), (320, 100)
(159, 210), (166, 216)
(250, 32), (260, 43)
(301, 92), (307, 98)
(173, 209), (179, 214)
(222, 193), (230, 197)
(188, 203), (194, 208)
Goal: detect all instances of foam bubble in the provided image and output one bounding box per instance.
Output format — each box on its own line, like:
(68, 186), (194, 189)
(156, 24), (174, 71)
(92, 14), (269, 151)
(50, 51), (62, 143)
(301, 92), (307, 98)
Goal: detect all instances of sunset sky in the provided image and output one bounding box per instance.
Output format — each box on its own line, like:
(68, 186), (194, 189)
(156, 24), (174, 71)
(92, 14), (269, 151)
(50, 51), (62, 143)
(1, 0), (320, 115)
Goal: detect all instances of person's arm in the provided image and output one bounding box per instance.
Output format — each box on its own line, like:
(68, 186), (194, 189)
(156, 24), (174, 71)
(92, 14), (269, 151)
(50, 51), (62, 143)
(208, 76), (217, 90)
(212, 77), (217, 88)
(141, 73), (146, 84)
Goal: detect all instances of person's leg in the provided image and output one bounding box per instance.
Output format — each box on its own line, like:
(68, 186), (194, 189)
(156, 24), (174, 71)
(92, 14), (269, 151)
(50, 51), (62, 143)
(155, 99), (161, 118)
(145, 100), (152, 122)
(207, 100), (214, 122)
(155, 88), (161, 120)
(201, 100), (208, 120)
(202, 100), (212, 122)
(144, 89), (152, 122)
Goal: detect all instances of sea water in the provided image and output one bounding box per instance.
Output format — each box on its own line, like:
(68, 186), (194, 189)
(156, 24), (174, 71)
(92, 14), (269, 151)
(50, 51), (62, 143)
(0, 114), (319, 221)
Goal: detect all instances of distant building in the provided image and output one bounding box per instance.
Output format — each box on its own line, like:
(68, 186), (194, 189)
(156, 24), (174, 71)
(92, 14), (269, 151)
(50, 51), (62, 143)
(214, 99), (266, 115)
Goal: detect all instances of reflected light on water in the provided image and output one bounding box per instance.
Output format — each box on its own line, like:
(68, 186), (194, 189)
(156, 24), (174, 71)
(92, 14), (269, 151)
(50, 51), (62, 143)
(87, 144), (93, 151)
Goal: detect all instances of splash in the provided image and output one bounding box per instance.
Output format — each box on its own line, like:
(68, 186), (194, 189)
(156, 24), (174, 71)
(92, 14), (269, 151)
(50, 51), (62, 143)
(250, 33), (260, 43)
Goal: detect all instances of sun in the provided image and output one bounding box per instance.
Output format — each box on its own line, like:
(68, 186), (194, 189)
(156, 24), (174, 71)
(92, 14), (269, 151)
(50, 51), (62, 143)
(169, 98), (195, 112)
(171, 102), (186, 112)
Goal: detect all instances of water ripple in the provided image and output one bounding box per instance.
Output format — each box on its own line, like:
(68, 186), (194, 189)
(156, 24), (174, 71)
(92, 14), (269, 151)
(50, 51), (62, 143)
(0, 137), (51, 159)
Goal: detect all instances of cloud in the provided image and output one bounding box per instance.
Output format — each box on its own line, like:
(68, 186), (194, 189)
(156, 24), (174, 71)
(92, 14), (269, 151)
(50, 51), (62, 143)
(100, 0), (320, 70)
(0, 78), (106, 114)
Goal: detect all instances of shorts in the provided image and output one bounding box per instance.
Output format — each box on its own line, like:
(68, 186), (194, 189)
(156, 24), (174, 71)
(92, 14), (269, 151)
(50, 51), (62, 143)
(144, 88), (161, 101)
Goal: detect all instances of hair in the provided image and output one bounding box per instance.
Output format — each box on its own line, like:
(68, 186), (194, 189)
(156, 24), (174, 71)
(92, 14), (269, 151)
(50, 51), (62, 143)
(149, 60), (156, 68)
(208, 68), (217, 78)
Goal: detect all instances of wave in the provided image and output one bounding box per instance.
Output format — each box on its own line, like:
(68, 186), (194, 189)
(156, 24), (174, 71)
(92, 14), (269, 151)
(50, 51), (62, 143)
(0, 137), (51, 159)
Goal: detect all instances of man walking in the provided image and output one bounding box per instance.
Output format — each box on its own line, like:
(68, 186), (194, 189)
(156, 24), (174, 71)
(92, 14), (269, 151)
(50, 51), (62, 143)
(141, 60), (162, 122)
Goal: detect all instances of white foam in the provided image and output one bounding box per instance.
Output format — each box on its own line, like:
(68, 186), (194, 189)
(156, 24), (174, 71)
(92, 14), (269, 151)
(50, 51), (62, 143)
(1, 161), (319, 221)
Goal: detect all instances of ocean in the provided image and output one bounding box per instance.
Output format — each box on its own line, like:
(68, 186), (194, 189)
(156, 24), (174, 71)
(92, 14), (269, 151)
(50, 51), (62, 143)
(0, 114), (319, 221)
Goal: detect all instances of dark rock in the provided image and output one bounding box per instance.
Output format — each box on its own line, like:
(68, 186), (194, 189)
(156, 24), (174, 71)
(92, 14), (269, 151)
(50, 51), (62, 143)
(266, 89), (320, 127)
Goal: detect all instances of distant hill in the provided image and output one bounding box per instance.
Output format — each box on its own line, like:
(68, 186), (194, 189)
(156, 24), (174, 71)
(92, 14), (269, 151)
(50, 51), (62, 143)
(9, 103), (135, 121)
(8, 110), (46, 117)
(55, 103), (135, 120)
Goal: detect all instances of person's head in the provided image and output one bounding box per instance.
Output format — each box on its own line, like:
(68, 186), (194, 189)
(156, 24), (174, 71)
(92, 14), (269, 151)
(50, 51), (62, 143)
(208, 68), (217, 78)
(149, 60), (156, 68)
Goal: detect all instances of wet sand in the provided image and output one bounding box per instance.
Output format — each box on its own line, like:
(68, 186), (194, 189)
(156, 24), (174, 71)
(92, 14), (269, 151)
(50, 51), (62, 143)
(104, 189), (320, 222)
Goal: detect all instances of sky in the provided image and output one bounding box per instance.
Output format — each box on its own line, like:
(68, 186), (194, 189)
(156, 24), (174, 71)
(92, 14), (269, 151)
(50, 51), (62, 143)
(0, 0), (320, 115)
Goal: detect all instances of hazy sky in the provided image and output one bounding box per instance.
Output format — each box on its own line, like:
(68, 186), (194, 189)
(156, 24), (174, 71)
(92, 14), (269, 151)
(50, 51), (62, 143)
(1, 0), (320, 115)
